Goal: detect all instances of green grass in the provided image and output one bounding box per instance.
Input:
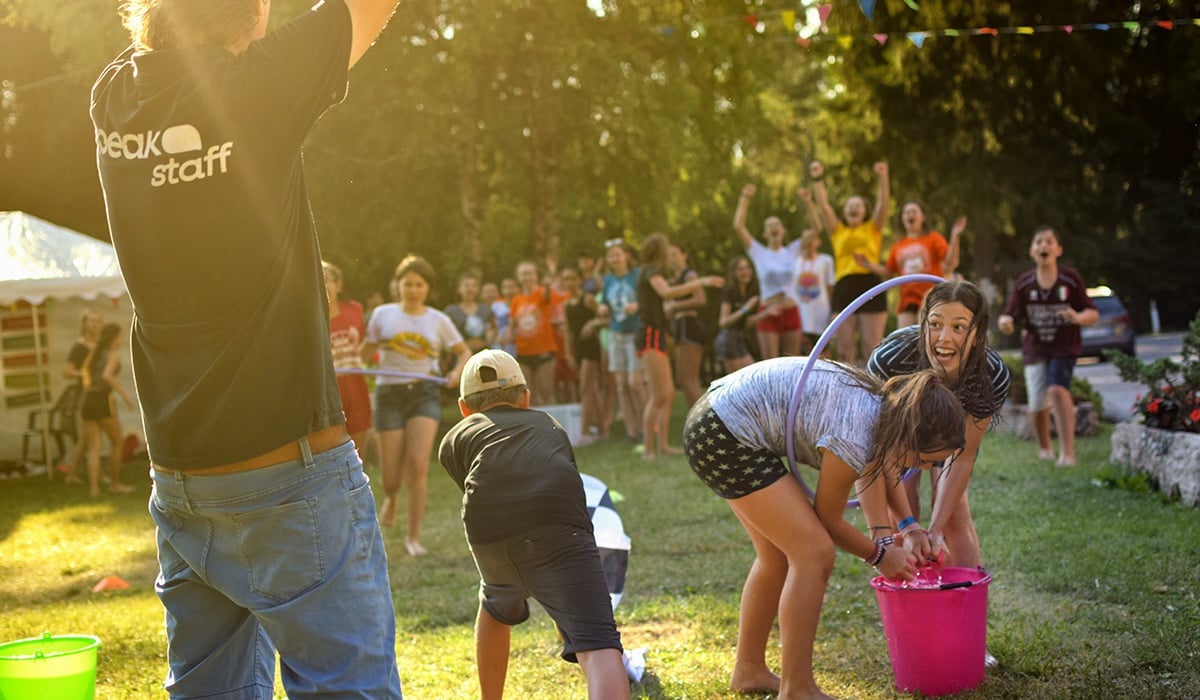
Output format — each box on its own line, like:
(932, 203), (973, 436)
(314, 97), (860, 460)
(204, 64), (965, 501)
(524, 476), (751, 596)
(2, 406), (1199, 699)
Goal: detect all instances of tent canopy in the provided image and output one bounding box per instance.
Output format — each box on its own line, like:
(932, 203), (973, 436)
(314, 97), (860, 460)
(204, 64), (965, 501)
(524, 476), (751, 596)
(0, 210), (125, 305)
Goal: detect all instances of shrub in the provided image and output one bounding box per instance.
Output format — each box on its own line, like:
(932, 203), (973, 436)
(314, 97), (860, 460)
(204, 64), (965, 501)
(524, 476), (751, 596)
(1108, 310), (1200, 433)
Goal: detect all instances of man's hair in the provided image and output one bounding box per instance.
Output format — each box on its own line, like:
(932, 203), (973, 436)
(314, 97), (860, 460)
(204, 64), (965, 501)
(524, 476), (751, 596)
(121, 0), (262, 51)
(462, 364), (527, 411)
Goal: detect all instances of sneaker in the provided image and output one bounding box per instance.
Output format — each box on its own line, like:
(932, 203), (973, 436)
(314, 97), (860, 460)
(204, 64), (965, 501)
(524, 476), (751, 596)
(985, 650), (998, 668)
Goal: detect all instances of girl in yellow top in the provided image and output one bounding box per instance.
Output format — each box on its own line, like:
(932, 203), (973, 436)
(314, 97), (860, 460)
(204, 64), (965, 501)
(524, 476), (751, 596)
(811, 160), (890, 367)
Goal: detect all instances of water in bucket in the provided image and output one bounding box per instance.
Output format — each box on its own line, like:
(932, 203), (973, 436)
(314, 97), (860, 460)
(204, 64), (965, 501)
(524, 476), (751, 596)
(871, 566), (991, 696)
(0, 633), (101, 700)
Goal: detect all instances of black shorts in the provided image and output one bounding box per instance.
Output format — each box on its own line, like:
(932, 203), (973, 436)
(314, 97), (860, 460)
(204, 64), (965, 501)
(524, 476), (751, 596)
(517, 352), (557, 369)
(80, 391), (114, 421)
(635, 325), (668, 356)
(682, 394), (789, 499)
(671, 315), (708, 346)
(832, 273), (888, 313)
(714, 328), (751, 362)
(470, 523), (623, 662)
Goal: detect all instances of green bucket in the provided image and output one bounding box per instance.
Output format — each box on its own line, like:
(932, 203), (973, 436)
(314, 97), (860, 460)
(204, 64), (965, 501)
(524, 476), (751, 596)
(0, 633), (101, 700)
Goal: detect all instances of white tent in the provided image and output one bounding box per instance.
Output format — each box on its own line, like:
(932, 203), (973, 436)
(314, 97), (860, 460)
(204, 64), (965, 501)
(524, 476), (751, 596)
(0, 211), (130, 473)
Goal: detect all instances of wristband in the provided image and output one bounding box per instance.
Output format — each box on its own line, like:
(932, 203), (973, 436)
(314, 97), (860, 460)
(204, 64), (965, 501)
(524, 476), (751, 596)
(897, 516), (918, 532)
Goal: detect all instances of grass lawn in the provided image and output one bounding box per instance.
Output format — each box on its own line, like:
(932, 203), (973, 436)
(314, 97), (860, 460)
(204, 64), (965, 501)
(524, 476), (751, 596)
(2, 403), (1199, 699)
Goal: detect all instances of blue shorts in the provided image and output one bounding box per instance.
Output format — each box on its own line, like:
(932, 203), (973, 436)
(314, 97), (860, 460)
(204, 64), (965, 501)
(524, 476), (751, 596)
(149, 440), (402, 699)
(375, 381), (442, 430)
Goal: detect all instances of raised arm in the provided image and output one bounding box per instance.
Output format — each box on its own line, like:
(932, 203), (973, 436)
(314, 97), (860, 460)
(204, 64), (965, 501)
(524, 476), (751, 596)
(797, 186), (824, 234)
(809, 162), (839, 233)
(345, 0), (403, 69)
(943, 216), (967, 276)
(732, 184), (757, 249)
(871, 161), (890, 231)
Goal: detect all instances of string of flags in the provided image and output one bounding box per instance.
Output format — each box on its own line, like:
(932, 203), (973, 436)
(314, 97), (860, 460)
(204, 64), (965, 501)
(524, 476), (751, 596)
(662, 2), (1200, 50)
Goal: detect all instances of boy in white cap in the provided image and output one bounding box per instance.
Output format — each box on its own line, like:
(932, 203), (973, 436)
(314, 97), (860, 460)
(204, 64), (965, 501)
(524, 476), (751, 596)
(438, 349), (630, 699)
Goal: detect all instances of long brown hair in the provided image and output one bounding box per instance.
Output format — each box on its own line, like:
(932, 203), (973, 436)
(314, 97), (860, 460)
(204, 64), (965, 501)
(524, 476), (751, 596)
(83, 323), (123, 390)
(914, 280), (1002, 419)
(870, 370), (966, 478)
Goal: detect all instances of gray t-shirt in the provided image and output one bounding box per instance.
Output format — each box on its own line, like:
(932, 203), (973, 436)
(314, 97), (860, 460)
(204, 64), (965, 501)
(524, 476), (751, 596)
(707, 357), (879, 474)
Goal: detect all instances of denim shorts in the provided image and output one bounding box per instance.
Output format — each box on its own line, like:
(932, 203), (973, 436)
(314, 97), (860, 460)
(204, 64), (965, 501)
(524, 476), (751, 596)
(375, 381), (442, 431)
(608, 331), (639, 373)
(149, 440), (402, 699)
(471, 523), (623, 662)
(1024, 356), (1077, 412)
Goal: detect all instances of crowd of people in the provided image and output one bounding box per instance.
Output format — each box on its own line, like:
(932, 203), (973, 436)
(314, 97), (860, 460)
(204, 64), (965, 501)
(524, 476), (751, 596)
(79, 0), (1102, 697)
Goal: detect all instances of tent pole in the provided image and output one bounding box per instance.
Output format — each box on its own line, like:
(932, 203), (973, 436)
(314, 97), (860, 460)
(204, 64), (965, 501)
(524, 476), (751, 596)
(31, 302), (53, 479)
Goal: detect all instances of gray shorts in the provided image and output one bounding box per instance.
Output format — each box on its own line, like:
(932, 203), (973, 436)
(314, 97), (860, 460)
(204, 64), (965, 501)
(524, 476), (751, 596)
(470, 523), (623, 662)
(608, 330), (639, 373)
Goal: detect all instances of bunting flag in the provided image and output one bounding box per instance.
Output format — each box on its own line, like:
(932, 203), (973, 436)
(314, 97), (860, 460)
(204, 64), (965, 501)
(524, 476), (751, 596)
(858, 0), (875, 22)
(818, 4), (833, 28)
(902, 0), (920, 10)
(655, 13), (1200, 50)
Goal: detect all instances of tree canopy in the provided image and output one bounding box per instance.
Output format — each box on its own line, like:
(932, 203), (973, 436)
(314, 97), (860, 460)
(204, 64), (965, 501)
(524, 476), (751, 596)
(2, 0), (1197, 327)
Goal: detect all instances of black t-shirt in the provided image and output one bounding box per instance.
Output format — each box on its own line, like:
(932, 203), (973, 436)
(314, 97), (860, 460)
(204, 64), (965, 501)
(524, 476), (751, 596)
(637, 264), (669, 332)
(722, 282), (758, 332)
(67, 341), (90, 387)
(90, 1), (352, 469)
(1002, 266), (1096, 363)
(438, 406), (592, 545)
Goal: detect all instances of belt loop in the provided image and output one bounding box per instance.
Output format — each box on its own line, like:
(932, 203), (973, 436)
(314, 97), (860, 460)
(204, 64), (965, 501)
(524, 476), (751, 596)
(299, 435), (315, 469)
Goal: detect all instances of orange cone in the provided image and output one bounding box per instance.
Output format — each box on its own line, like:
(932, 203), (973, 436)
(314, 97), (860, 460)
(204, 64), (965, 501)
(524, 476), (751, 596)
(92, 575), (130, 592)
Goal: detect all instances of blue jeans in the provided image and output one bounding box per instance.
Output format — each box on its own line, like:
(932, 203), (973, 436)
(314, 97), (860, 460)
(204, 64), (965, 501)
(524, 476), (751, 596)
(149, 439), (402, 699)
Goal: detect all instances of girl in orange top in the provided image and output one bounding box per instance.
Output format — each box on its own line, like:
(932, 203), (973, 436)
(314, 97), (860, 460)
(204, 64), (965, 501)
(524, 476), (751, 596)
(508, 260), (568, 406)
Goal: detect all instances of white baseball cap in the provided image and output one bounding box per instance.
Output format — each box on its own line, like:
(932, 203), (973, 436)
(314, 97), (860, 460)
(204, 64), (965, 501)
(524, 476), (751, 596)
(460, 349), (527, 398)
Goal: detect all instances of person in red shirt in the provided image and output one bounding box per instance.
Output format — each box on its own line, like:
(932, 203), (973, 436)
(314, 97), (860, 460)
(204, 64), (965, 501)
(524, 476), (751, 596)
(324, 262), (372, 461)
(998, 226), (1099, 466)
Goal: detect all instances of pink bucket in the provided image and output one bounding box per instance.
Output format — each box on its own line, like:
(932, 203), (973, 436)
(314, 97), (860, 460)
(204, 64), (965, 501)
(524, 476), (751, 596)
(870, 566), (991, 696)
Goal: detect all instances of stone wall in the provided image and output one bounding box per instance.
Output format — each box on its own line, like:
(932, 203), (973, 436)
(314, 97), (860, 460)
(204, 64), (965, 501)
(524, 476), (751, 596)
(1110, 423), (1200, 507)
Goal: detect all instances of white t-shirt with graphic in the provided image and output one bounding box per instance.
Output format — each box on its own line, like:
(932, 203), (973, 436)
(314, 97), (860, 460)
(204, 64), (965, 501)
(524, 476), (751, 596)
(366, 304), (463, 385)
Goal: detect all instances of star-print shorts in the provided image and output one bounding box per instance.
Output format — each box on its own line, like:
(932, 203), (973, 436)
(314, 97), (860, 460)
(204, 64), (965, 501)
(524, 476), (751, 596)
(682, 393), (789, 500)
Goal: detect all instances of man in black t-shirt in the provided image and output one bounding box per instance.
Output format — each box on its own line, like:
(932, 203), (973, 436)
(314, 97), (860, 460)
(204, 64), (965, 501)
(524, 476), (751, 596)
(91, 0), (403, 696)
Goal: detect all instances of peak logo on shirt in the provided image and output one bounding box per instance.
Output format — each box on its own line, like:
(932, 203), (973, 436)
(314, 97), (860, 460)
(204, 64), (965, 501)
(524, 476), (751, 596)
(95, 124), (234, 188)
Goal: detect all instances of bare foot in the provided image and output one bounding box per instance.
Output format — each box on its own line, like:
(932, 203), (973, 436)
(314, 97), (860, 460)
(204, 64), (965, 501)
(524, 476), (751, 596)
(379, 496), (397, 528)
(89, 489), (102, 498)
(109, 483), (134, 494)
(641, 452), (657, 461)
(1056, 456), (1076, 467)
(64, 475), (84, 486)
(1037, 449), (1055, 461)
(662, 445), (684, 456)
(405, 539), (427, 556)
(730, 661), (780, 694)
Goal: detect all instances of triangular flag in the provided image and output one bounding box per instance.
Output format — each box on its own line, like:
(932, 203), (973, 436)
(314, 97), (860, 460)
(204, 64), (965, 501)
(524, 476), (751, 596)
(943, 29), (959, 36)
(1094, 23), (1110, 30)
(1157, 21), (1174, 30)
(660, 25), (676, 37)
(873, 33), (888, 45)
(979, 27), (999, 36)
(795, 37), (811, 48)
(1123, 22), (1139, 31)
(818, 5), (833, 28)
(1195, 19), (1200, 27)
(1062, 25), (1073, 34)
(902, 0), (920, 10)
(906, 32), (925, 48)
(92, 575), (130, 592)
(782, 10), (796, 32)
(837, 35), (853, 49)
(1016, 26), (1034, 35)
(743, 14), (758, 29)
(859, 0), (876, 21)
